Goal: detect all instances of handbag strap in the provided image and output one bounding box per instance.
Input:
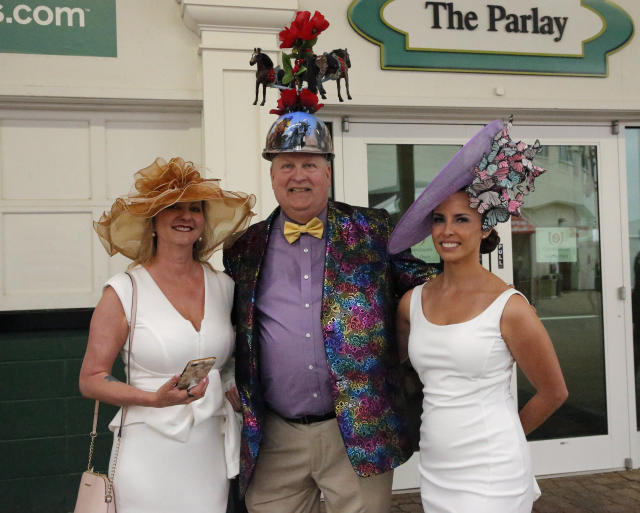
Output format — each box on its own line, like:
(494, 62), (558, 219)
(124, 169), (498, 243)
(86, 270), (138, 488)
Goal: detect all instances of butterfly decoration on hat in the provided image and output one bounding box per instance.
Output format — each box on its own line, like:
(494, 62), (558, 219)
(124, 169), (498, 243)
(466, 118), (546, 231)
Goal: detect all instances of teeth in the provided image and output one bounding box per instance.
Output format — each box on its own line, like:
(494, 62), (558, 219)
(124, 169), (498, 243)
(290, 187), (310, 192)
(441, 242), (459, 248)
(173, 226), (192, 231)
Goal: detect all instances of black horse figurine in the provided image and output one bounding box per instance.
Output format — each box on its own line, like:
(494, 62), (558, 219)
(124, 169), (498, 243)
(294, 53), (320, 94)
(316, 49), (352, 102)
(250, 48), (275, 106)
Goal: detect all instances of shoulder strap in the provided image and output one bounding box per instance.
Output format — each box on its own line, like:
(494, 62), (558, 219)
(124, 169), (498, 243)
(409, 283), (425, 321)
(86, 270), (138, 475)
(490, 288), (527, 320)
(119, 270), (138, 432)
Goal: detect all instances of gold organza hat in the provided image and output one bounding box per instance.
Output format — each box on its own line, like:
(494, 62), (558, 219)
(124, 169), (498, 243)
(94, 157), (256, 261)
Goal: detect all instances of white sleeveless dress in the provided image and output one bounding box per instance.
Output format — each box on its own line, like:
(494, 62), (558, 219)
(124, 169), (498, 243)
(408, 285), (539, 513)
(105, 265), (240, 513)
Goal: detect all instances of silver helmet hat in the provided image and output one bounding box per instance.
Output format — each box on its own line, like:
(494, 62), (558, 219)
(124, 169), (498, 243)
(262, 110), (333, 161)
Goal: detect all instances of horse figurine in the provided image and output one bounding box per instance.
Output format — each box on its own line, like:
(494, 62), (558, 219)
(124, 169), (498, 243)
(250, 48), (284, 106)
(316, 49), (352, 102)
(294, 53), (320, 95)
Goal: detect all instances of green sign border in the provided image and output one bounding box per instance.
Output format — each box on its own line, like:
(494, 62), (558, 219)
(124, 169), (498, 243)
(0, 0), (117, 57)
(348, 0), (634, 76)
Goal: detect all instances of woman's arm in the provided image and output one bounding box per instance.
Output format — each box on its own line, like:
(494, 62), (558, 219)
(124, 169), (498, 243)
(396, 289), (413, 363)
(79, 286), (207, 408)
(501, 294), (568, 435)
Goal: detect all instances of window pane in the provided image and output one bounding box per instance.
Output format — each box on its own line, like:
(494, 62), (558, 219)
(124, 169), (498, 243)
(514, 145), (607, 440)
(626, 128), (640, 431)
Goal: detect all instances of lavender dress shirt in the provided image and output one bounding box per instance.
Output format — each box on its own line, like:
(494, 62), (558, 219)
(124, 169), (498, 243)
(254, 208), (334, 418)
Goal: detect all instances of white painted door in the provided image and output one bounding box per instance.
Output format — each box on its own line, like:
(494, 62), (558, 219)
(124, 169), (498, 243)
(337, 120), (631, 490)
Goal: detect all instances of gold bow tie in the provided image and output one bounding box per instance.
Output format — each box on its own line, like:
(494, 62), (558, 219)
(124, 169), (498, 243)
(283, 217), (324, 244)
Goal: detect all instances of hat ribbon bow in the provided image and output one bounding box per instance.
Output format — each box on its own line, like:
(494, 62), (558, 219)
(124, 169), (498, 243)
(283, 217), (324, 244)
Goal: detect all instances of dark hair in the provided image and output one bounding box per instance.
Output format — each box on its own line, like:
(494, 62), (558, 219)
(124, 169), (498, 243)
(480, 228), (500, 254)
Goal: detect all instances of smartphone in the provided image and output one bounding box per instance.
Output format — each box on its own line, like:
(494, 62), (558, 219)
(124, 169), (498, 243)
(177, 356), (216, 390)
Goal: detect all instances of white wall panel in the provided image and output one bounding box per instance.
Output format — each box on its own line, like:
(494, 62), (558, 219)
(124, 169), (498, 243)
(3, 212), (93, 294)
(0, 108), (202, 310)
(105, 119), (202, 199)
(1, 119), (91, 200)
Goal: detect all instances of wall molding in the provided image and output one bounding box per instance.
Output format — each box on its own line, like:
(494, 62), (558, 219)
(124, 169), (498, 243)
(0, 96), (202, 113)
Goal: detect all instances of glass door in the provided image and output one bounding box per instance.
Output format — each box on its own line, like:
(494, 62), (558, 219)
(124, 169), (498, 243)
(340, 121), (630, 490)
(626, 126), (640, 466)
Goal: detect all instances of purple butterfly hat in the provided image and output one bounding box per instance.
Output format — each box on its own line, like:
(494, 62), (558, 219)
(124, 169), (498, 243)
(388, 119), (545, 255)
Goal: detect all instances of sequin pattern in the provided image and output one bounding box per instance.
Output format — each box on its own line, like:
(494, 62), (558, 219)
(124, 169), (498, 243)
(224, 201), (436, 495)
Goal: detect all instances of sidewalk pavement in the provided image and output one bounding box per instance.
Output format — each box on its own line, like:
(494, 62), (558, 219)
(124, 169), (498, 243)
(384, 470), (640, 512)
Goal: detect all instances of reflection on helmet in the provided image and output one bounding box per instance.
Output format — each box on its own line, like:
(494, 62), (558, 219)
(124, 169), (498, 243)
(262, 111), (333, 161)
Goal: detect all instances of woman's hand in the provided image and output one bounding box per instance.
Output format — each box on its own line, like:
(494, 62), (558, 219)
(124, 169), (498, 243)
(225, 386), (243, 412)
(153, 374), (209, 407)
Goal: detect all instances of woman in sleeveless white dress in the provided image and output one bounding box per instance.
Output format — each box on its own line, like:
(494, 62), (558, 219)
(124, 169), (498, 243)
(408, 285), (538, 512)
(79, 157), (255, 512)
(389, 121), (567, 513)
(394, 191), (567, 513)
(104, 265), (239, 513)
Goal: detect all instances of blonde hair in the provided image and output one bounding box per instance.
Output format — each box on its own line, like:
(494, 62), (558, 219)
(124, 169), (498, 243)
(128, 202), (214, 271)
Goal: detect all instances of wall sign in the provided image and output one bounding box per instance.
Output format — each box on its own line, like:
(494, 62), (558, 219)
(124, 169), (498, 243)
(0, 0), (116, 57)
(348, 0), (633, 76)
(536, 227), (578, 263)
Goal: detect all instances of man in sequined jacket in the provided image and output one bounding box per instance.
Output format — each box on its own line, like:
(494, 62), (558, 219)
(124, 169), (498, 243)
(224, 110), (435, 513)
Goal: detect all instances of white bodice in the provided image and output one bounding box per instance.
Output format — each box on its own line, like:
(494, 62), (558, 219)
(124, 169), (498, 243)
(105, 264), (239, 477)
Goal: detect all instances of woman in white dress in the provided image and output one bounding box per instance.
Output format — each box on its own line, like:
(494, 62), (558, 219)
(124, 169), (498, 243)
(79, 157), (255, 513)
(389, 120), (568, 513)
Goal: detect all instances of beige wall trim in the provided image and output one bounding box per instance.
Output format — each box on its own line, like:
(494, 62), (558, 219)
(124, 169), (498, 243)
(0, 96), (202, 113)
(178, 0), (298, 37)
(322, 104), (640, 125)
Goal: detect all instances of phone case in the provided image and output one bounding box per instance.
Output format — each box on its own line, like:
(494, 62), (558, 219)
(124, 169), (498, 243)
(177, 356), (216, 390)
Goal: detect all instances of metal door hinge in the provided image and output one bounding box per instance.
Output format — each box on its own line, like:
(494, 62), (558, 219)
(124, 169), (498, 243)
(611, 120), (619, 135)
(617, 286), (626, 300)
(342, 116), (350, 133)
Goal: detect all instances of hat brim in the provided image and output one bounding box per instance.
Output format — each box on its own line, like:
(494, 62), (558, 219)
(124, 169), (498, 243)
(94, 161), (255, 261)
(387, 120), (503, 255)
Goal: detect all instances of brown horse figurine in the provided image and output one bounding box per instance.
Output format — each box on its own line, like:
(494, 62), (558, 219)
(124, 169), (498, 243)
(250, 48), (275, 106)
(316, 49), (352, 102)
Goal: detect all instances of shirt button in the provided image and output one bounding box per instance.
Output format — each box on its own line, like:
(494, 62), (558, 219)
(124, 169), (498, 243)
(308, 364), (314, 370)
(305, 303), (310, 309)
(305, 332), (311, 338)
(304, 274), (309, 280)
(313, 393), (318, 398)
(303, 248), (309, 253)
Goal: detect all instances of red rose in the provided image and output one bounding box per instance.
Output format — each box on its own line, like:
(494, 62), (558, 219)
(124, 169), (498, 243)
(279, 26), (299, 48)
(292, 11), (311, 30)
(282, 10), (330, 43)
(299, 88), (324, 113)
(280, 88), (298, 107)
(309, 11), (329, 34)
(299, 89), (317, 108)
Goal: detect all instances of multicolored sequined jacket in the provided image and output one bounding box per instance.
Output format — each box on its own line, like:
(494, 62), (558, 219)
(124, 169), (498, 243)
(223, 201), (435, 495)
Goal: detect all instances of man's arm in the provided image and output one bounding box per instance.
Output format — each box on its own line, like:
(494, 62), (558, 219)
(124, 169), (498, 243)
(390, 247), (438, 297)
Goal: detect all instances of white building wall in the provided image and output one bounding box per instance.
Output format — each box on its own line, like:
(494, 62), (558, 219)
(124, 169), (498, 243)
(0, 0), (202, 100)
(1, 0), (639, 311)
